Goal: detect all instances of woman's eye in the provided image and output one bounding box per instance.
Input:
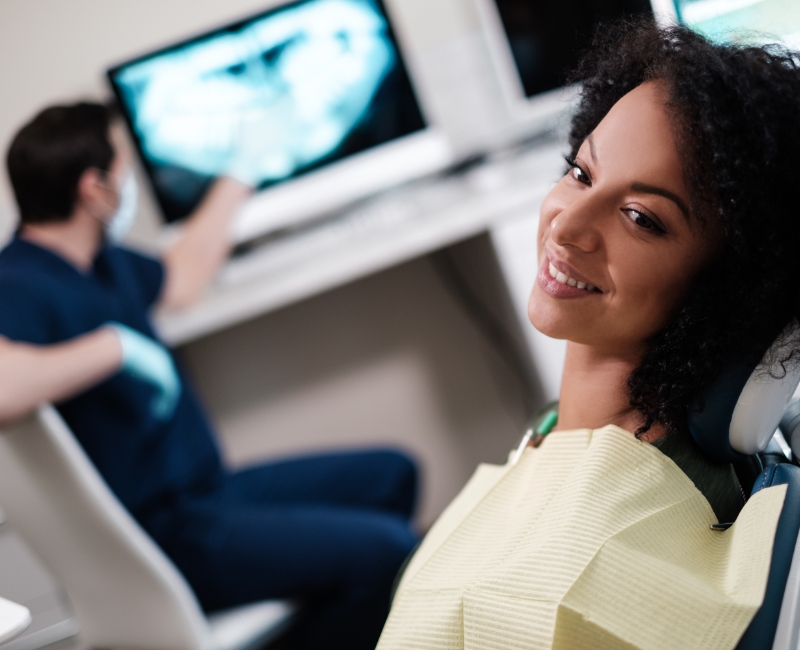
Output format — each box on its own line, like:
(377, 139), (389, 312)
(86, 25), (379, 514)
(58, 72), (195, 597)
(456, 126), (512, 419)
(571, 166), (589, 183)
(565, 158), (590, 185)
(624, 209), (664, 234)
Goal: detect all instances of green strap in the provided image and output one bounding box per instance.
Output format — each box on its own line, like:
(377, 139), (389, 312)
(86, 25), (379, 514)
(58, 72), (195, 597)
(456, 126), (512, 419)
(536, 410), (559, 436)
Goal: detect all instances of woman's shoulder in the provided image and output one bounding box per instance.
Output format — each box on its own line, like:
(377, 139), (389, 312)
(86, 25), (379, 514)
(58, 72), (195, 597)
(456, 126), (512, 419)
(534, 401), (745, 524)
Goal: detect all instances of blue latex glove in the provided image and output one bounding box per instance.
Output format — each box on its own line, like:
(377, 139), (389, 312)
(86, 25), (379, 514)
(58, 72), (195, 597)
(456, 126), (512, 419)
(108, 322), (181, 421)
(224, 113), (268, 187)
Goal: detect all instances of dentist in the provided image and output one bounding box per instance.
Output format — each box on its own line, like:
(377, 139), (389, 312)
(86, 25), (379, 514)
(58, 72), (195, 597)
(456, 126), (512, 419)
(0, 102), (418, 650)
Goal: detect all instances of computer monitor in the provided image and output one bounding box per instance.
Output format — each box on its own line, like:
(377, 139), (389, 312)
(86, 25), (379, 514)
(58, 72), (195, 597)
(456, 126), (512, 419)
(651, 0), (800, 47)
(108, 0), (453, 243)
(473, 0), (652, 124)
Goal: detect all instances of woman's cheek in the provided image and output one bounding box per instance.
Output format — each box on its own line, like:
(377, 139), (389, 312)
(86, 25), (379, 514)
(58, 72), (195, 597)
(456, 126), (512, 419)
(537, 221), (548, 261)
(619, 268), (686, 340)
(536, 205), (562, 260)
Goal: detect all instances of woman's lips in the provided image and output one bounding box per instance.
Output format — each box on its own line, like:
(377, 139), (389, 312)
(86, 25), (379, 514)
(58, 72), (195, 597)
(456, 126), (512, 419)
(537, 257), (602, 299)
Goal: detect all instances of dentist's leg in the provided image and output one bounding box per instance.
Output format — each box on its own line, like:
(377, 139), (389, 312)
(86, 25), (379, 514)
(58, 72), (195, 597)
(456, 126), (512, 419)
(225, 448), (418, 520)
(152, 498), (417, 650)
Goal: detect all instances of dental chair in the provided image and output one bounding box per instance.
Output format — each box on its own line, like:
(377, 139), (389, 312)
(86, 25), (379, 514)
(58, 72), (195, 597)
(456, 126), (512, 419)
(2, 352), (800, 650)
(0, 405), (297, 650)
(687, 330), (800, 650)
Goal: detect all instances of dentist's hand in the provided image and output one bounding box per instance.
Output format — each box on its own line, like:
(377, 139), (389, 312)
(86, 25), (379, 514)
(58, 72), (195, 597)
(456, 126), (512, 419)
(225, 109), (293, 187)
(108, 323), (181, 421)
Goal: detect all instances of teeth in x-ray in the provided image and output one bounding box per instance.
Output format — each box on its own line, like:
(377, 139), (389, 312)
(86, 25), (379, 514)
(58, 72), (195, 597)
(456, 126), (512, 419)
(116, 0), (394, 183)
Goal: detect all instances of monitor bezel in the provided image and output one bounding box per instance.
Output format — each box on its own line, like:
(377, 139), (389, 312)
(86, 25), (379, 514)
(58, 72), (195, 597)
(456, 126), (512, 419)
(106, 0), (442, 235)
(470, 0), (581, 127)
(650, 0), (679, 25)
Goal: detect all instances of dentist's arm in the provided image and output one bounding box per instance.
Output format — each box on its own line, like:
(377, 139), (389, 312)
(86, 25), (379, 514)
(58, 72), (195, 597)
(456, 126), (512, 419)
(0, 325), (181, 425)
(158, 177), (252, 311)
(0, 329), (121, 425)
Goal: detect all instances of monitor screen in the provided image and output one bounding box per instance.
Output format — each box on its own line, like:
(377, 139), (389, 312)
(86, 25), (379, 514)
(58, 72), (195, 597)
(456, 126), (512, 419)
(108, 0), (425, 223)
(668, 0), (800, 47)
(489, 0), (652, 99)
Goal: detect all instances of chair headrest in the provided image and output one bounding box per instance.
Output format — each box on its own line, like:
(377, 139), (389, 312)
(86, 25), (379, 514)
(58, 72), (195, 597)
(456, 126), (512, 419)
(687, 324), (800, 464)
(779, 398), (800, 458)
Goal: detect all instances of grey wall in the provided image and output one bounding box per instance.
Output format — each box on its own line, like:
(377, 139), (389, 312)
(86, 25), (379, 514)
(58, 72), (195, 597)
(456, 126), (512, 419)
(179, 253), (527, 527)
(0, 0), (534, 528)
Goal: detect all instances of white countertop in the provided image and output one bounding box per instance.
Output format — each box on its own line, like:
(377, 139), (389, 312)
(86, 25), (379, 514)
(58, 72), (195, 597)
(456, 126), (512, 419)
(155, 139), (565, 346)
(0, 597), (31, 645)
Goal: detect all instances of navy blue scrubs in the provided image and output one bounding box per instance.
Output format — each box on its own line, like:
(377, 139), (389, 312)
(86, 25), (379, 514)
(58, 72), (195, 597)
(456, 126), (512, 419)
(0, 237), (418, 650)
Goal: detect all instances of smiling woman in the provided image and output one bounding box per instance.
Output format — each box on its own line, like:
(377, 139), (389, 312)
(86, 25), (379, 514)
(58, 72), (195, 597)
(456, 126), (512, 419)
(562, 20), (800, 441)
(533, 81), (710, 344)
(530, 79), (721, 441)
(377, 17), (800, 650)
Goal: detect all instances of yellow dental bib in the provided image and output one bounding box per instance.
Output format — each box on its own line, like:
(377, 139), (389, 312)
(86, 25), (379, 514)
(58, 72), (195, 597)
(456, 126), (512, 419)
(378, 425), (786, 650)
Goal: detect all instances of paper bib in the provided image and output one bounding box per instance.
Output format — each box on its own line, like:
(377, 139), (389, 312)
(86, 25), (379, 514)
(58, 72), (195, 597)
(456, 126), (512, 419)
(378, 425), (785, 650)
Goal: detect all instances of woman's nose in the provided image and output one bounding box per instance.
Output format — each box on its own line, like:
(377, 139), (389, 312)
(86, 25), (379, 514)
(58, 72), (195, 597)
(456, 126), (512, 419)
(549, 196), (603, 252)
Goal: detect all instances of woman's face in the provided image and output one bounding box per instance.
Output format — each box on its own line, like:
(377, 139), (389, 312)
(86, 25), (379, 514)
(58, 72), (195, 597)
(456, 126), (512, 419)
(529, 81), (717, 355)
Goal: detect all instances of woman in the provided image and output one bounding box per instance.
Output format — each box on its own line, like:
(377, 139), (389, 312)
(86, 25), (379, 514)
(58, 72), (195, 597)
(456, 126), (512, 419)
(377, 18), (800, 650)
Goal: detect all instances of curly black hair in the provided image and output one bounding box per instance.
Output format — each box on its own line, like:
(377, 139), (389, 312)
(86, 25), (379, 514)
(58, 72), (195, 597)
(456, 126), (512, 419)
(567, 19), (800, 436)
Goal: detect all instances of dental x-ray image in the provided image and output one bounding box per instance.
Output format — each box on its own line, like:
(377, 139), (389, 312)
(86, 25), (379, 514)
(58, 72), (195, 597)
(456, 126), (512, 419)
(672, 0), (800, 48)
(108, 0), (425, 222)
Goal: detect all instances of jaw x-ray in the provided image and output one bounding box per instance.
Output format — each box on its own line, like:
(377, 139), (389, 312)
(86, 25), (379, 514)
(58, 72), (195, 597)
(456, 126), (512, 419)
(672, 0), (800, 47)
(108, 0), (425, 222)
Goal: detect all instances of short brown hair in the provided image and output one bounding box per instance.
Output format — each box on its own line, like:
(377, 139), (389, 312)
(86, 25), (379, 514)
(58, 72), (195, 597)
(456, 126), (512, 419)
(6, 102), (114, 224)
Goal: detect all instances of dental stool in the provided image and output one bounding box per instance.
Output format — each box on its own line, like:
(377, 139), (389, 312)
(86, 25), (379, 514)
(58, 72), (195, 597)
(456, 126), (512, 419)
(687, 333), (800, 650)
(0, 405), (297, 650)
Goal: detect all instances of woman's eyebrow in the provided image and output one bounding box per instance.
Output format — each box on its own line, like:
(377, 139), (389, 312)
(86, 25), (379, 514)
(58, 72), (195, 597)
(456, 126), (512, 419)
(586, 132), (690, 221)
(630, 182), (691, 221)
(587, 134), (598, 162)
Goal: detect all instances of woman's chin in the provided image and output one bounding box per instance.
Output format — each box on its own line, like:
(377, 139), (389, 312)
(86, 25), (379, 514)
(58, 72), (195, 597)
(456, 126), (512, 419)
(528, 291), (589, 341)
(528, 303), (570, 340)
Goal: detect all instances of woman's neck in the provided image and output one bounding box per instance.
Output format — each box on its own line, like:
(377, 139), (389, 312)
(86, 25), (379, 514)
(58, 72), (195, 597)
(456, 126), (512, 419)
(556, 341), (666, 442)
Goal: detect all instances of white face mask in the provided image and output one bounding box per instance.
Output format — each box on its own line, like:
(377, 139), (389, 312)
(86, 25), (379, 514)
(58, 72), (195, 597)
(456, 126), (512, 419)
(105, 169), (138, 243)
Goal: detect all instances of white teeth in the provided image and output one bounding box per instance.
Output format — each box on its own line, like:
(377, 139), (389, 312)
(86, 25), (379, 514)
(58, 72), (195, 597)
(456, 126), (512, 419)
(548, 261), (596, 292)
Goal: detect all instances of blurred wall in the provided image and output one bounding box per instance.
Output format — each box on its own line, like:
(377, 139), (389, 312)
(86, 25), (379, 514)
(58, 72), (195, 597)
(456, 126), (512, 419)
(0, 0), (533, 528)
(179, 253), (527, 528)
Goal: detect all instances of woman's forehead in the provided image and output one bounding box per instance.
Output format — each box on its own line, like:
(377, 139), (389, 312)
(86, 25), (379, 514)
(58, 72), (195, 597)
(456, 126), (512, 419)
(585, 82), (688, 202)
(590, 82), (675, 162)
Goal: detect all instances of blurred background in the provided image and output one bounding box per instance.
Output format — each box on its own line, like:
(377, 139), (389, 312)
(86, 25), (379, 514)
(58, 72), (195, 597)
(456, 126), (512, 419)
(9, 0), (796, 533)
(0, 0), (622, 529)
(3, 0), (799, 646)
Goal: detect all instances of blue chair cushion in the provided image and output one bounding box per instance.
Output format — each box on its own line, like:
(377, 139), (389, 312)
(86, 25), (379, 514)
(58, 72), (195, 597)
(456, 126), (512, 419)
(688, 358), (757, 464)
(735, 463), (800, 649)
